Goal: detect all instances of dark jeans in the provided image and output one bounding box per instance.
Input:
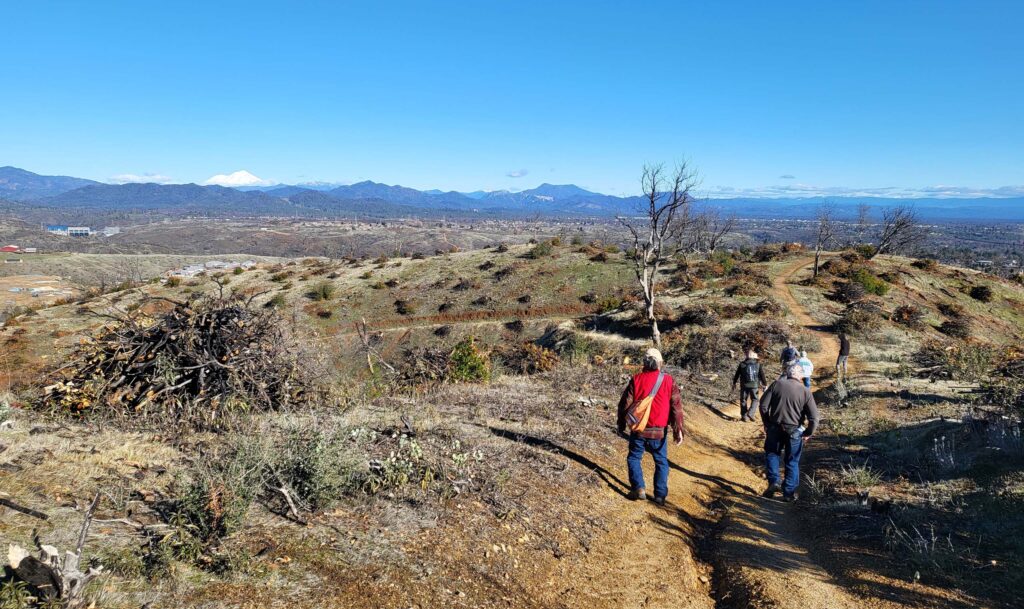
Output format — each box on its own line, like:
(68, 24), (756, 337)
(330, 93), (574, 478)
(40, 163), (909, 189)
(740, 387), (759, 420)
(764, 424), (804, 496)
(803, 377), (811, 388)
(627, 433), (669, 499)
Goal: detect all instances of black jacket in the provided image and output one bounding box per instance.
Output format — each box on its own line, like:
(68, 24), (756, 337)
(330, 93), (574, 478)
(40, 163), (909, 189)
(732, 358), (768, 389)
(759, 377), (820, 436)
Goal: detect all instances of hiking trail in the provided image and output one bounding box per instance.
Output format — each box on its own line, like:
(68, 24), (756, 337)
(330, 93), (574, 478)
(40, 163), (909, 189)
(548, 255), (918, 609)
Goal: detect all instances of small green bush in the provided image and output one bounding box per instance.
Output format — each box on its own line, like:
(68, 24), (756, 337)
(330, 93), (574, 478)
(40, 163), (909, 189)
(307, 281), (336, 301)
(448, 337), (490, 382)
(526, 240), (554, 259)
(851, 268), (890, 296)
(165, 276), (182, 287)
(264, 294), (287, 309)
(395, 299), (417, 315)
(232, 266), (245, 275)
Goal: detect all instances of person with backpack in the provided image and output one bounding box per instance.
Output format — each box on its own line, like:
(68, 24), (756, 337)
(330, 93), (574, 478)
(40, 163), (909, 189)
(836, 332), (851, 382)
(780, 340), (799, 367)
(759, 363), (820, 502)
(797, 350), (814, 389)
(732, 350), (767, 422)
(616, 348), (684, 505)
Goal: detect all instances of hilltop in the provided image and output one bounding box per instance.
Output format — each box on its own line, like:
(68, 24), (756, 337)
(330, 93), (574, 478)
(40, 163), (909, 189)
(1, 242), (1023, 608)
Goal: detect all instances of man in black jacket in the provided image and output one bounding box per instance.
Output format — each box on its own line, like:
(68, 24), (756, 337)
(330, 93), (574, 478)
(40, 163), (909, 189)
(732, 351), (767, 422)
(759, 363), (820, 501)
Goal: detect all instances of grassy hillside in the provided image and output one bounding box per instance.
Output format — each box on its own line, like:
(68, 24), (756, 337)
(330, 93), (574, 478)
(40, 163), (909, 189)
(1, 242), (1023, 609)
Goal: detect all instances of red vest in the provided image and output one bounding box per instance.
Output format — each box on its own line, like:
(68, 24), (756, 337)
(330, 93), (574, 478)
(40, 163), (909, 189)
(632, 370), (674, 427)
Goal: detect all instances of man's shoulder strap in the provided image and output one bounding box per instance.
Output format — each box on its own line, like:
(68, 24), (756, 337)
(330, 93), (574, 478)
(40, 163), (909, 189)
(647, 371), (666, 398)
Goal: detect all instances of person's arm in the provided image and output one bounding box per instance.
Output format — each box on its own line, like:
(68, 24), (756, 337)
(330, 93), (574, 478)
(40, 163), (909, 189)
(669, 383), (685, 444)
(758, 384), (773, 424)
(802, 390), (820, 437)
(758, 365), (768, 388)
(616, 381), (635, 433)
(731, 363), (741, 390)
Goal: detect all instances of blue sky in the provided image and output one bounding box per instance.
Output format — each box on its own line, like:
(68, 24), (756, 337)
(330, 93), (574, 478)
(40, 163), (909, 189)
(1, 1), (1022, 197)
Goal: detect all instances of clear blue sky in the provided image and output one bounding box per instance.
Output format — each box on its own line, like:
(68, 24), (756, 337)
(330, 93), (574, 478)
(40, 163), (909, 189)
(1, 0), (1022, 197)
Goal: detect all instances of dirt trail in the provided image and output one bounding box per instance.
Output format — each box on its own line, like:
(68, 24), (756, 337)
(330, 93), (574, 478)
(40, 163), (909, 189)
(551, 255), (898, 609)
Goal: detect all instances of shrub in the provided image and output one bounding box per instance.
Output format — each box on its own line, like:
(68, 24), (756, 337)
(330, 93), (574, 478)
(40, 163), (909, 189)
(937, 302), (964, 318)
(851, 268), (890, 296)
(580, 292), (598, 304)
(750, 298), (783, 317)
(833, 280), (867, 303)
(264, 294), (287, 309)
(670, 273), (705, 291)
(315, 308), (333, 319)
(834, 301), (885, 336)
(517, 294), (532, 304)
(892, 304), (926, 328)
(307, 281), (336, 301)
(448, 337), (490, 382)
(854, 244), (877, 258)
(571, 235), (584, 246)
(590, 251), (609, 262)
(478, 261), (496, 271)
(677, 305), (720, 327)
(596, 296), (622, 314)
(729, 320), (790, 354)
(915, 340), (993, 381)
(504, 319), (525, 333)
(232, 266), (245, 275)
(526, 240), (554, 259)
(939, 318), (971, 338)
(496, 343), (559, 375)
(273, 425), (356, 511)
(912, 258), (938, 271)
(370, 281), (386, 290)
(560, 333), (597, 365)
(359, 270), (373, 280)
(434, 325), (452, 337)
(395, 299), (416, 315)
(453, 278), (479, 291)
(173, 450), (262, 545)
(496, 243), (510, 253)
(969, 285), (993, 302)
(671, 327), (729, 373)
(165, 276), (182, 287)
(725, 281), (764, 297)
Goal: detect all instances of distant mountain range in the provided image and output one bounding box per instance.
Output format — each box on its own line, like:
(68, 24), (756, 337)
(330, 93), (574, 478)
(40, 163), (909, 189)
(1, 166), (1022, 221)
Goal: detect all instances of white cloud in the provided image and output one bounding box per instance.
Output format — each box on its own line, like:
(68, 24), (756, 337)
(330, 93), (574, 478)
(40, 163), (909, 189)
(778, 174), (796, 180)
(506, 168), (529, 178)
(704, 183), (1024, 199)
(203, 170), (274, 187)
(109, 172), (174, 184)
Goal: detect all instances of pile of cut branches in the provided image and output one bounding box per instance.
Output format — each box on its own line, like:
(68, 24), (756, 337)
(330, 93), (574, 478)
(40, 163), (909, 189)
(44, 294), (312, 428)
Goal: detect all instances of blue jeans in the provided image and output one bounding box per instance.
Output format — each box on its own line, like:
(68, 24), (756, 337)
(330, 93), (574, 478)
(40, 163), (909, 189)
(764, 425), (804, 496)
(627, 433), (669, 499)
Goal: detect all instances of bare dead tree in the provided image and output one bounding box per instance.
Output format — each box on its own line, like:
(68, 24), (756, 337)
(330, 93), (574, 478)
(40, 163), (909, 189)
(690, 207), (736, 254)
(855, 202), (872, 246)
(813, 203), (837, 277)
(617, 162), (698, 347)
(873, 204), (925, 258)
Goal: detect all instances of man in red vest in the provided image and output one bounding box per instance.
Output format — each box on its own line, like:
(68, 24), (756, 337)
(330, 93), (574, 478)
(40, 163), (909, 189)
(616, 348), (685, 505)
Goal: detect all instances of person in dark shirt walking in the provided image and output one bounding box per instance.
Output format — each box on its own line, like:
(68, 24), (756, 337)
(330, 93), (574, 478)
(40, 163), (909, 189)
(759, 363), (820, 501)
(836, 332), (851, 382)
(732, 350), (767, 422)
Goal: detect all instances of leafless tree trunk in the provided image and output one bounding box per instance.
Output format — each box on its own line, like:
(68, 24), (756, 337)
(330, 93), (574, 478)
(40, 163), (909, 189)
(872, 204), (925, 258)
(690, 208), (735, 254)
(617, 162), (698, 347)
(855, 202), (871, 246)
(813, 203), (837, 277)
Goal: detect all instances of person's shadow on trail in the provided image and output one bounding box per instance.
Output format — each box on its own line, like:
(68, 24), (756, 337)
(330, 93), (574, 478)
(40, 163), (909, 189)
(668, 460), (758, 496)
(485, 426), (630, 497)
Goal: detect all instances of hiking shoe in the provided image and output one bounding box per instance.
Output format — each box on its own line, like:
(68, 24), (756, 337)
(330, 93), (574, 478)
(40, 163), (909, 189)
(653, 496), (666, 507)
(629, 488), (647, 501)
(762, 484), (781, 498)
(782, 494), (798, 503)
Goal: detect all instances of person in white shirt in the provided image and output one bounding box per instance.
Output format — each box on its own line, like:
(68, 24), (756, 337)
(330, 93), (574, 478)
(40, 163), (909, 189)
(797, 350), (814, 389)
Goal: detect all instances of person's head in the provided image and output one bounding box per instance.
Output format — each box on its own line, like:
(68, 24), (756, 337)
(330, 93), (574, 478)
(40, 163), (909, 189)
(786, 362), (805, 380)
(643, 348), (663, 371)
(800, 350), (808, 358)
(747, 350), (759, 360)
(786, 339), (794, 348)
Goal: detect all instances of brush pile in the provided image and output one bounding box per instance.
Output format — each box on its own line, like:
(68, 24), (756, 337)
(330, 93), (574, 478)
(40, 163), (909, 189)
(44, 294), (312, 428)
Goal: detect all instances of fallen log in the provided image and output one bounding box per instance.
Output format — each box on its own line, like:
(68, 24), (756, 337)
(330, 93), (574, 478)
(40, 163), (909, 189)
(0, 497), (48, 520)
